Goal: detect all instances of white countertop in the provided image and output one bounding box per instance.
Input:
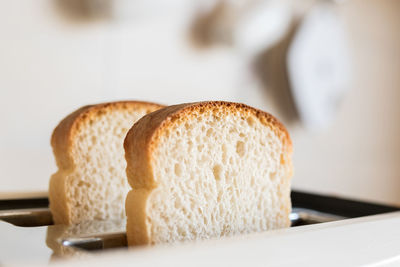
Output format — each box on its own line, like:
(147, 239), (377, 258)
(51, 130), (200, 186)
(2, 212), (400, 266)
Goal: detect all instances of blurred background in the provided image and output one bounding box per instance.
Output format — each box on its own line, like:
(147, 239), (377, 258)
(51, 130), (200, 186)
(0, 0), (399, 205)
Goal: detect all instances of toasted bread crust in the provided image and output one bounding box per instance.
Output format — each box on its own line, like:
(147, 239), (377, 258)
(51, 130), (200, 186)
(51, 101), (164, 170)
(124, 101), (293, 245)
(50, 101), (164, 224)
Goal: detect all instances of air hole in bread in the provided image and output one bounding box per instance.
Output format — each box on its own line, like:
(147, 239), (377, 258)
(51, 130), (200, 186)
(236, 141), (245, 157)
(247, 117), (255, 127)
(174, 163), (182, 177)
(206, 128), (213, 137)
(222, 144), (228, 164)
(197, 144), (204, 152)
(187, 140), (193, 148)
(212, 164), (223, 181)
(280, 154), (285, 164)
(217, 191), (223, 202)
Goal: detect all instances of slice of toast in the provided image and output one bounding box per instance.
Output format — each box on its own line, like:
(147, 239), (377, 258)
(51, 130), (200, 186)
(124, 101), (293, 245)
(49, 101), (163, 224)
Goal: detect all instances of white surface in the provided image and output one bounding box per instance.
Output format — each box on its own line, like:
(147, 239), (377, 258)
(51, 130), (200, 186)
(1, 212), (399, 266)
(0, 222), (52, 265)
(33, 212), (400, 266)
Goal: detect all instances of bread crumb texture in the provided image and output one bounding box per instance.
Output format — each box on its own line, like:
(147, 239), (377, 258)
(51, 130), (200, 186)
(125, 101), (293, 245)
(49, 101), (162, 224)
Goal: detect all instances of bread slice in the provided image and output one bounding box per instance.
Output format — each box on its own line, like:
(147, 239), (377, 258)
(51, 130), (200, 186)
(49, 101), (163, 225)
(124, 101), (293, 245)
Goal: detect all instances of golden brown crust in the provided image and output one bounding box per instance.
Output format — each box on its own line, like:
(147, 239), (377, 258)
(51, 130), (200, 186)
(51, 101), (164, 170)
(124, 103), (188, 189)
(49, 100), (164, 224)
(124, 101), (293, 245)
(125, 189), (151, 245)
